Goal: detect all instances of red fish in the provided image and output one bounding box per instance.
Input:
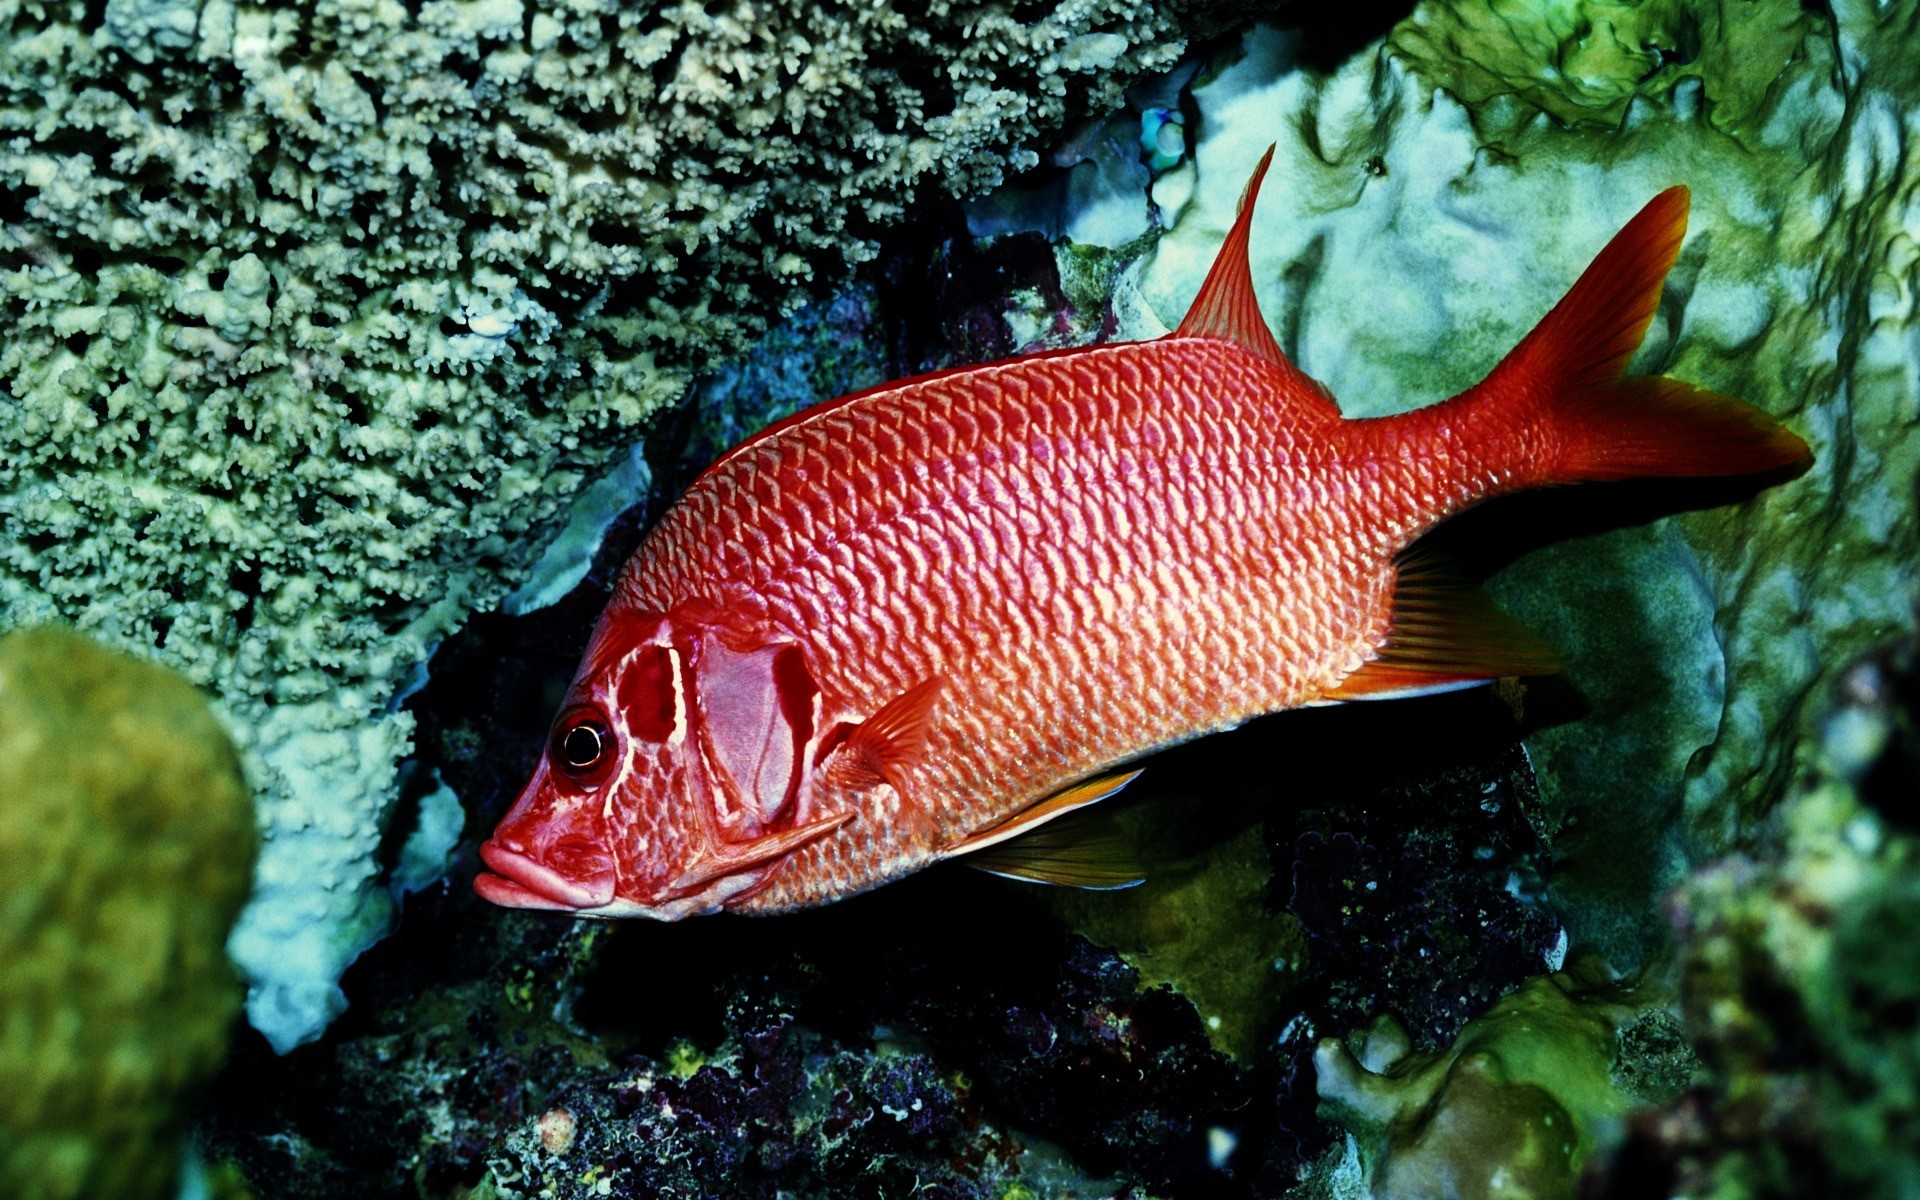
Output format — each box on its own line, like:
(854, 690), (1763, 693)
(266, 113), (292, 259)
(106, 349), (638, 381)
(475, 150), (1809, 919)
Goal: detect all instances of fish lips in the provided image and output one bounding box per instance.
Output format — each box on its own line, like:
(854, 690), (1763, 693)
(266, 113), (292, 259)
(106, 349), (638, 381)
(475, 838), (618, 912)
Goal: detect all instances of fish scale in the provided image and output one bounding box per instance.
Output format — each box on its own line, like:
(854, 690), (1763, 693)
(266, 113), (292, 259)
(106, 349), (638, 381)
(475, 156), (1809, 919)
(615, 342), (1398, 909)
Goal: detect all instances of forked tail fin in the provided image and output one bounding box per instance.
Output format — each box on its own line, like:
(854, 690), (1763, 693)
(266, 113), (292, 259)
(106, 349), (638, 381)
(1463, 187), (1810, 486)
(1328, 190), (1809, 704)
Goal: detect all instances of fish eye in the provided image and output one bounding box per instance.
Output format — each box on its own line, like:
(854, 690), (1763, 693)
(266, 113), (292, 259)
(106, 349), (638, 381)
(551, 714), (612, 779)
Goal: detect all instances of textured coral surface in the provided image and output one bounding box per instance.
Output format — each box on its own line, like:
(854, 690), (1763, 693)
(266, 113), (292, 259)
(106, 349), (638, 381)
(1131, 0), (1920, 963)
(1635, 637), (1920, 1200)
(0, 626), (254, 1200)
(0, 0), (1188, 1050)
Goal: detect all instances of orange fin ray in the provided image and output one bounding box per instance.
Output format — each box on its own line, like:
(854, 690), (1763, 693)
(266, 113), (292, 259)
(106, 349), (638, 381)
(822, 678), (943, 793)
(964, 809), (1147, 890)
(947, 768), (1144, 858)
(1325, 549), (1561, 701)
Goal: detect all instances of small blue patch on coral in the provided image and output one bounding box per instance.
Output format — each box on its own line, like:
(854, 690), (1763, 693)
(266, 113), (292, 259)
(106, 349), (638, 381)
(1140, 107), (1187, 173)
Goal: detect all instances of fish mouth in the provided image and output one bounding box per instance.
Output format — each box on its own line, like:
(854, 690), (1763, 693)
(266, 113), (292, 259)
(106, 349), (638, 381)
(474, 839), (618, 911)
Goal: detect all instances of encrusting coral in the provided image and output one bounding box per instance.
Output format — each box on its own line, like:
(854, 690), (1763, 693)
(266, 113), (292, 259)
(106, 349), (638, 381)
(0, 626), (255, 1200)
(0, 0), (1190, 1050)
(1314, 964), (1669, 1200)
(1129, 0), (1919, 963)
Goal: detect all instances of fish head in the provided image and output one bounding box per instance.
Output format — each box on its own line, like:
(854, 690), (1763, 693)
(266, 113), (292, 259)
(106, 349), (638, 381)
(475, 604), (836, 919)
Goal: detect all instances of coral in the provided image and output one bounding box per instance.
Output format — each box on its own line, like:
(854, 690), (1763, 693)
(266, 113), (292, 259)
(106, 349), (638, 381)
(0, 0), (1191, 1050)
(1314, 966), (1661, 1200)
(1051, 819), (1306, 1065)
(1617, 636), (1920, 1200)
(1125, 2), (1920, 963)
(0, 626), (255, 1200)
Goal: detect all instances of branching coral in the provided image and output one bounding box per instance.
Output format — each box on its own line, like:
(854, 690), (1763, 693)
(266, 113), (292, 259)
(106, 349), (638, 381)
(0, 0), (1188, 1050)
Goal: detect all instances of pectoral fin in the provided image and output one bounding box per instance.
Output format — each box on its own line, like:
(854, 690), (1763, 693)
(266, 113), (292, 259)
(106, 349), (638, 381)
(822, 678), (943, 793)
(948, 768), (1142, 854)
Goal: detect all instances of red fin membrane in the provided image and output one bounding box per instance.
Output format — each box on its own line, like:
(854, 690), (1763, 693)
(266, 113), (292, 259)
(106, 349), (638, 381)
(822, 678), (942, 793)
(1325, 549), (1562, 701)
(1474, 186), (1810, 483)
(1175, 145), (1288, 365)
(1172, 146), (1340, 416)
(1490, 186), (1693, 396)
(964, 810), (1146, 890)
(1547, 376), (1812, 481)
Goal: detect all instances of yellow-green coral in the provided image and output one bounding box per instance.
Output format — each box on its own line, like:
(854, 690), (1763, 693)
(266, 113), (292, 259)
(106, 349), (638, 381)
(1050, 816), (1304, 1064)
(0, 0), (1188, 1050)
(0, 626), (255, 1200)
(1315, 968), (1644, 1200)
(1387, 0), (1821, 133)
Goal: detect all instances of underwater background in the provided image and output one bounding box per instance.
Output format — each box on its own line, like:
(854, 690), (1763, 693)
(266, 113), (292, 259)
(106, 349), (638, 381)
(2, 0), (1917, 1197)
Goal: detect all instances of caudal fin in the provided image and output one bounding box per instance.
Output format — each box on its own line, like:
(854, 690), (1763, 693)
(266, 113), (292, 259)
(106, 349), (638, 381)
(1474, 187), (1810, 483)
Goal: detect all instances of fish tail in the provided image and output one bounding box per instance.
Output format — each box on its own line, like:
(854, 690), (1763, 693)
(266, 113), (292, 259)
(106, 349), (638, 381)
(1469, 187), (1810, 486)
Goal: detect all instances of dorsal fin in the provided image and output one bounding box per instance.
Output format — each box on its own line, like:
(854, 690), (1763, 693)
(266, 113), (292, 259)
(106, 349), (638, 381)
(1323, 548), (1561, 701)
(946, 769), (1143, 857)
(1175, 145), (1287, 364)
(1173, 145), (1338, 414)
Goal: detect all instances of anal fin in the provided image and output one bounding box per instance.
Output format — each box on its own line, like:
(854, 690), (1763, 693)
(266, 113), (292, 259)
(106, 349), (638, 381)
(1325, 549), (1561, 702)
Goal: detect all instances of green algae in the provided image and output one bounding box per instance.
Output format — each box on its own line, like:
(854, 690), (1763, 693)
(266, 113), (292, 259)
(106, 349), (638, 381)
(1049, 816), (1305, 1064)
(0, 627), (254, 1200)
